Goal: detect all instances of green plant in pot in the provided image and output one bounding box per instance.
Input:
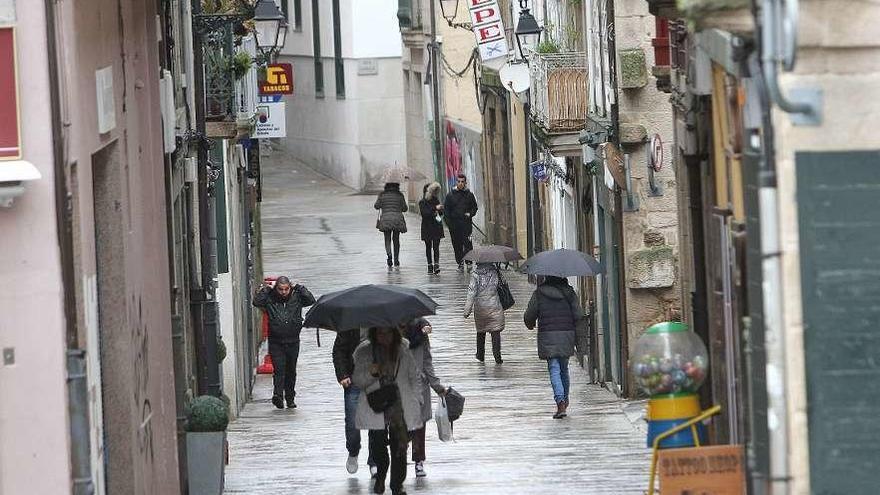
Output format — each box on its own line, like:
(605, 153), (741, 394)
(186, 395), (229, 494)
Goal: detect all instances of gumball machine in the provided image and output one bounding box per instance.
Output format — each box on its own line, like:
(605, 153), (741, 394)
(631, 321), (709, 449)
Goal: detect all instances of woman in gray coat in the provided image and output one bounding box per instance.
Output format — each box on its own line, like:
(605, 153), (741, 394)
(375, 182), (408, 269)
(463, 262), (505, 363)
(352, 326), (423, 495)
(523, 276), (584, 419)
(404, 318), (447, 478)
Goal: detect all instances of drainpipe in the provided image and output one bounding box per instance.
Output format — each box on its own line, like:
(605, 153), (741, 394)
(756, 2), (790, 493)
(45, 0), (95, 492)
(191, 0), (223, 397)
(429, 0), (443, 188)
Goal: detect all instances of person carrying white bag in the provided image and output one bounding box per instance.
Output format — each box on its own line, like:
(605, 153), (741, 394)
(404, 318), (448, 478)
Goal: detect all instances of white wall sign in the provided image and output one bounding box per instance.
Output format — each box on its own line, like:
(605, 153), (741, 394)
(468, 0), (509, 62)
(253, 101), (286, 139)
(358, 59), (379, 76)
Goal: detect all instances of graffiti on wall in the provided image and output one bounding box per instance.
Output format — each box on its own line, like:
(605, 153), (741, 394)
(444, 120), (477, 191)
(130, 294), (155, 492)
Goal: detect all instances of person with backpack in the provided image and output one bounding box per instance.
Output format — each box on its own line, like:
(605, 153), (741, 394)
(523, 276), (584, 419)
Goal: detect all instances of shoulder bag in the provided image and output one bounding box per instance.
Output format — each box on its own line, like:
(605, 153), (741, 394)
(494, 266), (515, 310)
(366, 346), (400, 413)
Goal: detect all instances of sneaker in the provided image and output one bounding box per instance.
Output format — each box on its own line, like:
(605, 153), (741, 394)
(414, 461), (426, 478)
(370, 465), (378, 479)
(433, 264), (441, 274)
(271, 395), (284, 409)
(346, 455), (358, 474)
(475, 353), (484, 363)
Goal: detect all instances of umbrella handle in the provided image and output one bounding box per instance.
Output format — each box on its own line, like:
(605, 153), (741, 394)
(316, 328), (321, 348)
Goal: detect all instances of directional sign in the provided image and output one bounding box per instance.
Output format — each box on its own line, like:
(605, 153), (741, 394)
(468, 0), (509, 62)
(259, 63), (293, 96)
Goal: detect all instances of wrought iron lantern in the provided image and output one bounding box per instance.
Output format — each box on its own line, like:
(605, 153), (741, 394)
(515, 0), (542, 62)
(254, 0), (287, 56)
(439, 0), (459, 24)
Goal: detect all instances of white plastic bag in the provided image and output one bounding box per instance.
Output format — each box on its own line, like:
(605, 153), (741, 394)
(435, 398), (453, 442)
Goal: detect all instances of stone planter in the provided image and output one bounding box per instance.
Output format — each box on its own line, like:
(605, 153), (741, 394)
(187, 431), (226, 495)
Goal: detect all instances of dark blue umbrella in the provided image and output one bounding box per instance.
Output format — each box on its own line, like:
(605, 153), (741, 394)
(519, 248), (604, 277)
(303, 284), (438, 331)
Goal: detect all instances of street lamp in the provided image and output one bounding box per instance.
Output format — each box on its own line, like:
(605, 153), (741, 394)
(254, 0), (287, 57)
(439, 0), (459, 24)
(515, 0), (542, 62)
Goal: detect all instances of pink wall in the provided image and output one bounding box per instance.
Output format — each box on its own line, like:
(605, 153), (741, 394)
(0, 2), (71, 493)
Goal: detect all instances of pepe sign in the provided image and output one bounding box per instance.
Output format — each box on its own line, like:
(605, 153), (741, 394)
(259, 63), (293, 96)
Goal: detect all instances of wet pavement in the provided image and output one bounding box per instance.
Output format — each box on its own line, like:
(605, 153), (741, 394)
(224, 146), (651, 494)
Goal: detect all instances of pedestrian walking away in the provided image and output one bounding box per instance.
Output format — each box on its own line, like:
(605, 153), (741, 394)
(375, 182), (408, 270)
(404, 318), (447, 478)
(252, 276), (316, 409)
(332, 328), (376, 476)
(443, 174), (478, 271)
(419, 182), (445, 275)
(352, 327), (423, 495)
(464, 262), (506, 364)
(523, 276), (585, 419)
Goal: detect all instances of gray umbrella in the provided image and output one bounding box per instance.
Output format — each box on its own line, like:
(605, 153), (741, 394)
(520, 248), (604, 277)
(463, 244), (524, 263)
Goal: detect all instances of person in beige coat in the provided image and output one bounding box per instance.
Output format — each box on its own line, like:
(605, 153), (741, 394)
(404, 318), (447, 478)
(464, 262), (505, 363)
(352, 327), (423, 495)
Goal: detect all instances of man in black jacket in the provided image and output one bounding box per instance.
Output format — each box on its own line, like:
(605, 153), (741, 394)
(443, 173), (479, 270)
(253, 276), (316, 409)
(333, 329), (376, 476)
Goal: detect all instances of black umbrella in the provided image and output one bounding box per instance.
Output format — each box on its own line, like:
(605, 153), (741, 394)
(463, 244), (523, 263)
(520, 248), (604, 277)
(303, 284), (438, 331)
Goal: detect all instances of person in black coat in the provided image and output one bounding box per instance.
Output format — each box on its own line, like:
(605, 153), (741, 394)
(523, 276), (584, 419)
(419, 182), (445, 275)
(375, 182), (408, 269)
(253, 276), (316, 409)
(443, 174), (478, 271)
(333, 329), (376, 476)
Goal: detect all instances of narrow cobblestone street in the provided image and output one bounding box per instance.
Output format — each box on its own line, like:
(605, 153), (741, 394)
(224, 147), (651, 494)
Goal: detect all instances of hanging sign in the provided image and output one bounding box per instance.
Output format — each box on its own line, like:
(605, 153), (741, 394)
(601, 142), (627, 190)
(253, 102), (287, 138)
(658, 445), (746, 495)
(468, 0), (509, 62)
(0, 27), (21, 160)
(259, 63), (294, 96)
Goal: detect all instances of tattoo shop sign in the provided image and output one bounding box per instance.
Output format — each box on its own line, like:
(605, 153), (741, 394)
(467, 0), (509, 62)
(658, 445), (745, 495)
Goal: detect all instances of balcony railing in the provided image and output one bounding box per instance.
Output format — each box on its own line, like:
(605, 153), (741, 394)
(204, 22), (236, 121)
(529, 51), (589, 134)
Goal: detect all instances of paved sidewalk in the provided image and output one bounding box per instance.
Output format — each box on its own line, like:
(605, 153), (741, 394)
(224, 147), (651, 494)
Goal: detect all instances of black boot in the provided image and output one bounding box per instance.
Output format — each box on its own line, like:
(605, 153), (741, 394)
(428, 264), (434, 274)
(433, 263), (440, 274)
(387, 256), (393, 268)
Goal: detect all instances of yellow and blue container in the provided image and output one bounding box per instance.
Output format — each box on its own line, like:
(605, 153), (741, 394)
(645, 392), (706, 448)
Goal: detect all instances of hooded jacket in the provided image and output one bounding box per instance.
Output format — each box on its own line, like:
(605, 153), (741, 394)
(419, 182), (445, 241)
(252, 285), (316, 344)
(523, 278), (583, 359)
(374, 183), (408, 233)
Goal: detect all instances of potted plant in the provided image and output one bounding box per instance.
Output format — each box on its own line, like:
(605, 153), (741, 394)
(186, 395), (230, 495)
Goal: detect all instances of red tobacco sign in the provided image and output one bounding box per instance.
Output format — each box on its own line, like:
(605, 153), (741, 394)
(0, 27), (20, 160)
(259, 63), (294, 96)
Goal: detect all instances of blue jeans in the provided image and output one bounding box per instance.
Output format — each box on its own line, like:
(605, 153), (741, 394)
(547, 357), (570, 404)
(344, 386), (375, 466)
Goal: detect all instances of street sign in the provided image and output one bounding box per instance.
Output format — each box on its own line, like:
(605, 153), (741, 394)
(259, 63), (293, 96)
(254, 102), (286, 138)
(468, 0), (509, 62)
(650, 133), (664, 171)
(658, 445), (746, 495)
(0, 27), (21, 160)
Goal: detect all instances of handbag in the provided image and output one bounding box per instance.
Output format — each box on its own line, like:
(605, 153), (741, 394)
(375, 210), (381, 230)
(366, 346), (400, 413)
(495, 266), (515, 310)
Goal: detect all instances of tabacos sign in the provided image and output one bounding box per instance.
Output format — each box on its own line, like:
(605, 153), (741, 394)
(0, 27), (20, 160)
(467, 0), (509, 62)
(259, 63), (294, 96)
